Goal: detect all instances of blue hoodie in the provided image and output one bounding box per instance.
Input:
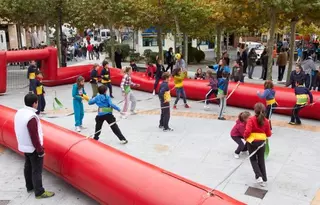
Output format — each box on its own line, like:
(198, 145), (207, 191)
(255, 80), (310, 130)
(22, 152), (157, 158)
(257, 89), (275, 101)
(88, 94), (120, 116)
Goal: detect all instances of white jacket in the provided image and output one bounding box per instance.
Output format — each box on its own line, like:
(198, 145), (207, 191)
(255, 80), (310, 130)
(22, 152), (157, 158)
(14, 106), (43, 153)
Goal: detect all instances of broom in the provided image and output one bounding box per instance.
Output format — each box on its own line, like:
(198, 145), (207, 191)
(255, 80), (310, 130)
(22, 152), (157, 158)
(264, 139), (270, 159)
(53, 91), (64, 110)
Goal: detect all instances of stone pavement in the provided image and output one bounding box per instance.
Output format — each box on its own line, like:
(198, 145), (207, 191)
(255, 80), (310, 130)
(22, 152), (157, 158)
(0, 82), (320, 205)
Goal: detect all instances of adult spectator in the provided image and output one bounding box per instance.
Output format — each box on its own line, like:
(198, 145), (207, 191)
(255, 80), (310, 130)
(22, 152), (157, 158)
(222, 51), (230, 66)
(260, 48), (268, 80)
(301, 55), (316, 90)
(115, 49), (122, 69)
(14, 93), (55, 199)
(297, 46), (303, 63)
(287, 65), (305, 88)
(87, 43), (94, 60)
(240, 45), (248, 74)
(248, 48), (258, 79)
(277, 48), (288, 82)
(165, 47), (174, 73)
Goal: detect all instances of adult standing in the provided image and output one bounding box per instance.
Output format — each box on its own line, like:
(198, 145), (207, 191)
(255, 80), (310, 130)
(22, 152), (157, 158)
(248, 48), (258, 79)
(297, 46), (303, 63)
(14, 93), (55, 199)
(115, 49), (122, 69)
(260, 48), (268, 80)
(241, 45), (248, 74)
(165, 47), (174, 73)
(87, 43), (94, 60)
(301, 55), (316, 90)
(287, 65), (305, 88)
(277, 48), (288, 82)
(222, 51), (230, 66)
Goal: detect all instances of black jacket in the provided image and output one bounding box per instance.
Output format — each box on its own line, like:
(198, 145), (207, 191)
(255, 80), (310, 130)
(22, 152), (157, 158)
(155, 63), (165, 78)
(90, 69), (98, 84)
(289, 71), (305, 86)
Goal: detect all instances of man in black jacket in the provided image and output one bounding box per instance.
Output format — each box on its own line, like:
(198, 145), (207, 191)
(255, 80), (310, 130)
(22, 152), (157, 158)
(165, 47), (174, 73)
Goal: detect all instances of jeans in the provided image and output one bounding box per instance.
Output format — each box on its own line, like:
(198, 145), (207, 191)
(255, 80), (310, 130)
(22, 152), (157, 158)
(89, 51), (94, 60)
(91, 83), (98, 98)
(94, 114), (126, 141)
(174, 87), (187, 105)
(219, 96), (226, 118)
(160, 102), (170, 129)
(122, 91), (136, 112)
(247, 141), (267, 182)
(231, 136), (248, 154)
(278, 65), (286, 81)
(24, 151), (45, 197)
(29, 79), (37, 93)
(103, 82), (113, 96)
(312, 71), (320, 91)
(290, 104), (304, 124)
(205, 89), (218, 105)
(36, 95), (46, 115)
(154, 77), (161, 90)
(248, 64), (255, 78)
(305, 74), (312, 90)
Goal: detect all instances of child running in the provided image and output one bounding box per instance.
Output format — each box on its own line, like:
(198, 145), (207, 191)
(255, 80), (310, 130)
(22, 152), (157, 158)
(257, 80), (277, 129)
(72, 76), (89, 132)
(101, 61), (114, 98)
(230, 111), (251, 159)
(121, 67), (140, 116)
(217, 72), (229, 120)
(35, 71), (46, 115)
(244, 102), (272, 187)
(88, 85), (128, 144)
(158, 72), (173, 132)
(289, 80), (313, 125)
(204, 70), (218, 110)
(172, 68), (190, 109)
(90, 64), (99, 98)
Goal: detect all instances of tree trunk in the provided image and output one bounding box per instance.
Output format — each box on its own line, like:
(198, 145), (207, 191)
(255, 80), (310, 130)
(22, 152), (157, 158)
(16, 23), (23, 49)
(183, 33), (188, 65)
(174, 16), (182, 53)
(266, 8), (277, 80)
(55, 23), (62, 67)
(109, 24), (116, 67)
(156, 26), (163, 62)
(286, 18), (298, 85)
(46, 21), (50, 45)
(174, 32), (177, 53)
(226, 32), (229, 51)
(216, 25), (222, 62)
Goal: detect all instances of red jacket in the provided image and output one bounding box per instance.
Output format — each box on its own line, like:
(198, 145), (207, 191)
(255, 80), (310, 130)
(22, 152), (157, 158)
(146, 65), (156, 76)
(87, 44), (93, 52)
(230, 120), (246, 137)
(243, 116), (271, 143)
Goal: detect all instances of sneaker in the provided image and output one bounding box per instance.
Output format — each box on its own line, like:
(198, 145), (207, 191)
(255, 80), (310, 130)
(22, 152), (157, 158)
(152, 90), (156, 95)
(256, 177), (263, 184)
(163, 128), (174, 132)
(120, 114), (127, 119)
(288, 122), (296, 125)
(36, 191), (55, 199)
(173, 105), (177, 109)
(204, 105), (210, 110)
(234, 153), (240, 159)
(185, 104), (190, 108)
(218, 117), (226, 121)
(80, 126), (87, 130)
(260, 181), (267, 187)
(75, 126), (81, 132)
(159, 125), (164, 129)
(110, 95), (114, 98)
(131, 111), (137, 115)
(120, 140), (128, 144)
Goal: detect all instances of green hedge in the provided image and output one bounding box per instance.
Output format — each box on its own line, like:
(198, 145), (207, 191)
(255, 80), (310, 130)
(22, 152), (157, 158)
(104, 44), (131, 61)
(194, 49), (205, 63)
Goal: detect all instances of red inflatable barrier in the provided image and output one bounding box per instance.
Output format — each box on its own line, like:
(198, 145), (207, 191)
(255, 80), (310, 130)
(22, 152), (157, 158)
(0, 105), (245, 205)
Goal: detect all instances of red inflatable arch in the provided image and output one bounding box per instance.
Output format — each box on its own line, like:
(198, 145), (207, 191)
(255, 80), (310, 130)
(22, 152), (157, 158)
(0, 47), (58, 93)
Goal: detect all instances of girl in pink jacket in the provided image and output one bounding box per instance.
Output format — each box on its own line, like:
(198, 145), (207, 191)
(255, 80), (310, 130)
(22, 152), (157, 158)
(230, 111), (251, 159)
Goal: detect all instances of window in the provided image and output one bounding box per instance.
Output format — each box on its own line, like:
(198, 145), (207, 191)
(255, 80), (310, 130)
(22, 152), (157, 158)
(142, 37), (164, 47)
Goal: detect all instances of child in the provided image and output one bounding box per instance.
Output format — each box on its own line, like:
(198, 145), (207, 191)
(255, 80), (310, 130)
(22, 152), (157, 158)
(231, 111), (251, 159)
(146, 62), (156, 78)
(244, 103), (272, 187)
(194, 68), (205, 80)
(153, 59), (166, 95)
(27, 60), (38, 93)
(172, 68), (190, 109)
(88, 85), (128, 144)
(35, 71), (46, 115)
(120, 67), (140, 116)
(130, 60), (139, 72)
(217, 72), (229, 120)
(204, 70), (218, 110)
(72, 76), (89, 132)
(207, 59), (231, 79)
(257, 80), (277, 127)
(101, 61), (114, 98)
(289, 80), (313, 125)
(90, 64), (99, 98)
(158, 72), (173, 132)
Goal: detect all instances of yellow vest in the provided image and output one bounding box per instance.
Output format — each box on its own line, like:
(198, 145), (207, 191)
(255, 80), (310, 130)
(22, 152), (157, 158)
(101, 75), (111, 84)
(36, 85), (43, 95)
(246, 133), (267, 143)
(266, 98), (277, 106)
(164, 91), (171, 102)
(29, 73), (35, 80)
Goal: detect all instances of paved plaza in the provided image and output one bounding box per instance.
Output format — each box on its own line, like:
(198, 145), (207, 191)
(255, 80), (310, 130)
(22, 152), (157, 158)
(0, 79), (320, 205)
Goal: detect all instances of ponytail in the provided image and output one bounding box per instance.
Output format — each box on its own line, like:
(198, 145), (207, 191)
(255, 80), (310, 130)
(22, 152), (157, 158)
(257, 111), (265, 126)
(254, 102), (266, 127)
